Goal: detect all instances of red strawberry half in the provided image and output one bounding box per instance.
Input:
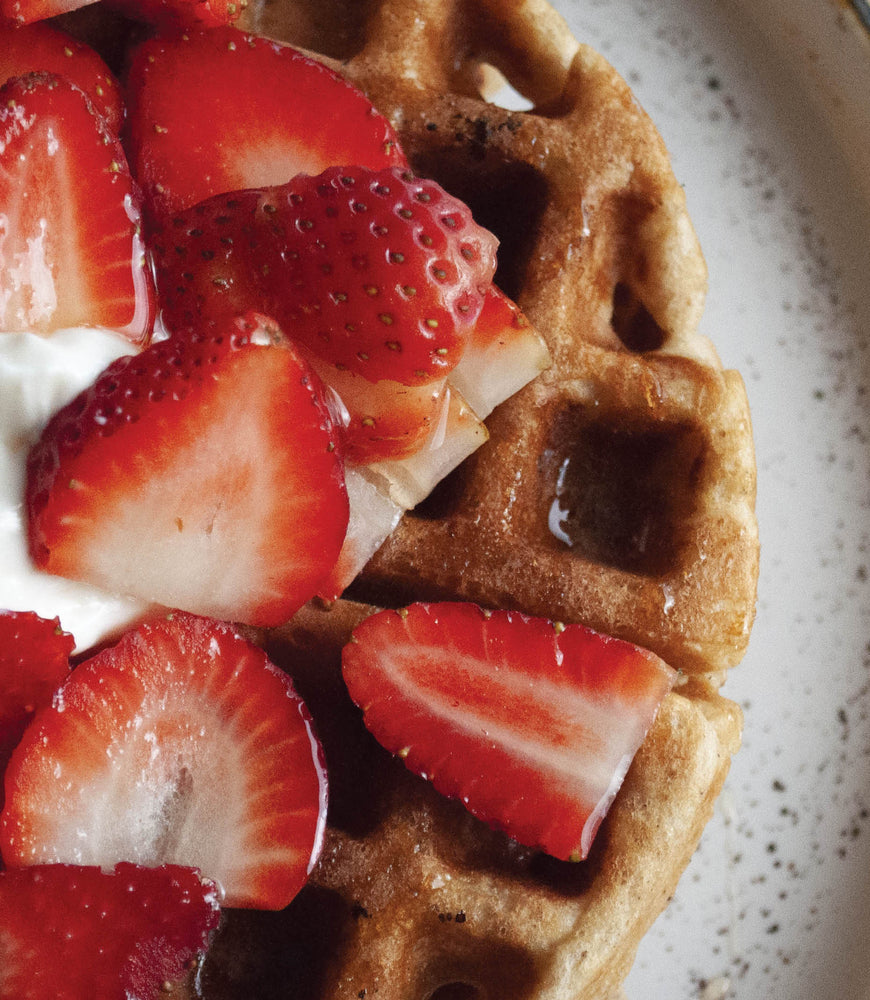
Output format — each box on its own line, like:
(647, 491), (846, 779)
(126, 26), (406, 218)
(0, 862), (220, 998)
(0, 610), (72, 782)
(26, 314), (348, 626)
(152, 165), (498, 387)
(0, 73), (153, 341)
(342, 602), (677, 861)
(0, 21), (123, 133)
(1, 613), (327, 910)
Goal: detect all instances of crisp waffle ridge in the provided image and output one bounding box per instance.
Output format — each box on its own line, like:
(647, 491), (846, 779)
(157, 0), (759, 995)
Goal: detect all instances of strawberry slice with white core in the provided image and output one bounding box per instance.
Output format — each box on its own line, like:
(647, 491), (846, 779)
(0, 21), (124, 133)
(314, 288), (545, 594)
(448, 285), (551, 419)
(0, 613), (328, 910)
(0, 862), (220, 998)
(342, 602), (677, 861)
(362, 387), (488, 511)
(126, 26), (406, 218)
(0, 73), (154, 341)
(25, 314), (349, 626)
(152, 166), (498, 387)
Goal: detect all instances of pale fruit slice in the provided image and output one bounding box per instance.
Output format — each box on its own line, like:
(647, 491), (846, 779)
(319, 466), (404, 601)
(365, 386), (487, 513)
(447, 286), (550, 419)
(323, 389), (487, 596)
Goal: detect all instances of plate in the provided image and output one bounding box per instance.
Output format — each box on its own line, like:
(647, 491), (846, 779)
(545, 0), (870, 996)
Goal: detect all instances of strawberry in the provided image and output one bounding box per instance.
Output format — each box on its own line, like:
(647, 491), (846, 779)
(1, 613), (328, 910)
(314, 285), (547, 461)
(448, 285), (551, 419)
(0, 21), (123, 134)
(0, 610), (72, 785)
(317, 392), (489, 599)
(152, 166), (498, 386)
(318, 465), (405, 601)
(0, 73), (154, 342)
(0, 0), (237, 28)
(341, 602), (677, 861)
(0, 862), (220, 998)
(25, 314), (348, 626)
(306, 353), (451, 462)
(125, 26), (406, 218)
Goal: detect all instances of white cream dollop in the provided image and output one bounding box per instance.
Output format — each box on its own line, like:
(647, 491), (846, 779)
(0, 327), (149, 652)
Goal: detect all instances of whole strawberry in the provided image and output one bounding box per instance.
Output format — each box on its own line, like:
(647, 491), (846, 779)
(152, 165), (499, 386)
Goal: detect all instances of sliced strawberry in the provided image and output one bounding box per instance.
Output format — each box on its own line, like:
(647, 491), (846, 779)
(307, 352), (451, 463)
(0, 21), (123, 134)
(125, 26), (406, 218)
(361, 388), (488, 511)
(1, 613), (327, 909)
(318, 391), (488, 599)
(318, 465), (405, 601)
(311, 294), (545, 592)
(152, 166), (498, 386)
(0, 0), (235, 28)
(0, 610), (72, 782)
(315, 287), (546, 462)
(0, 0), (98, 27)
(448, 285), (551, 419)
(0, 862), (220, 998)
(26, 314), (348, 626)
(0, 73), (154, 342)
(342, 602), (677, 861)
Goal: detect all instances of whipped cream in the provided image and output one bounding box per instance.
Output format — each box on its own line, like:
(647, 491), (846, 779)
(0, 327), (149, 652)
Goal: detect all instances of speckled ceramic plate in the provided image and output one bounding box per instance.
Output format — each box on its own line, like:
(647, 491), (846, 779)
(544, 0), (870, 997)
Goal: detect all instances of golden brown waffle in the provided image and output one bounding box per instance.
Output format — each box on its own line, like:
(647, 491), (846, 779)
(162, 0), (757, 996)
(63, 0), (757, 994)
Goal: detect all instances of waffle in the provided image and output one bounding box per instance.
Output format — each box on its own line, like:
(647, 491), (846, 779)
(69, 0), (757, 994)
(150, 0), (757, 996)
